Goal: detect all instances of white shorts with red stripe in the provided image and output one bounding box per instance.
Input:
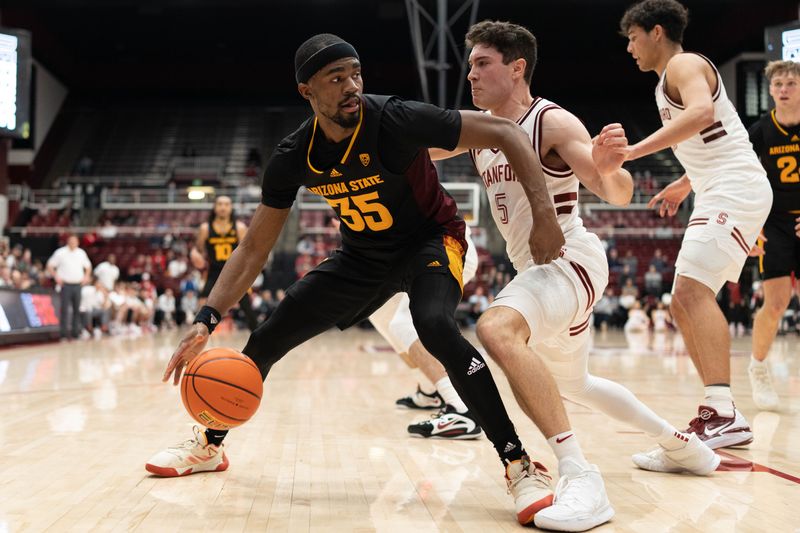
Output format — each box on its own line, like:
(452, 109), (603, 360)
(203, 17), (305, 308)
(674, 177), (771, 294)
(488, 230), (607, 379)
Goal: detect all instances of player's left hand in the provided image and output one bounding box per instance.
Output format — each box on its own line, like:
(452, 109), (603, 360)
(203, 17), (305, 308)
(593, 124), (627, 175)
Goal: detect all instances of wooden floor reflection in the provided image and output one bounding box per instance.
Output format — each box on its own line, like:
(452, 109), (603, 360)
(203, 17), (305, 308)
(0, 326), (797, 532)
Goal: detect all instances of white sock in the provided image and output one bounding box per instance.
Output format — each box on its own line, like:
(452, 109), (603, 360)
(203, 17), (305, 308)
(704, 385), (734, 417)
(435, 377), (468, 413)
(655, 425), (690, 451)
(547, 430), (589, 469)
(749, 355), (767, 368)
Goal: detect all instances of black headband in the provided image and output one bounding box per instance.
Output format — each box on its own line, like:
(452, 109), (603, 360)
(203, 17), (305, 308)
(295, 41), (360, 84)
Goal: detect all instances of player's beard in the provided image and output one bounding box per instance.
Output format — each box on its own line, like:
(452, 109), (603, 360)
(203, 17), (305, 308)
(330, 107), (360, 128)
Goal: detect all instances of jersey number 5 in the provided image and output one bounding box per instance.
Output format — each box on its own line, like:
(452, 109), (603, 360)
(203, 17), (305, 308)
(777, 155), (799, 183)
(328, 192), (394, 232)
(495, 193), (509, 224)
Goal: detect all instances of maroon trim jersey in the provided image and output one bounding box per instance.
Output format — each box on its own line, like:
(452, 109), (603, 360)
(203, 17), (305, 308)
(261, 94), (465, 252)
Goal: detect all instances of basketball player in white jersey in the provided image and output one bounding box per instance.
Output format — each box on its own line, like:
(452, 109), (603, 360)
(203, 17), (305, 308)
(432, 20), (719, 532)
(604, 0), (772, 450)
(369, 227), (483, 439)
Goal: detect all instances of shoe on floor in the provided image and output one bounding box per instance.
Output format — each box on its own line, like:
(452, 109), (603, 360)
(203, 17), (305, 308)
(632, 433), (721, 475)
(534, 458), (614, 532)
(145, 426), (229, 477)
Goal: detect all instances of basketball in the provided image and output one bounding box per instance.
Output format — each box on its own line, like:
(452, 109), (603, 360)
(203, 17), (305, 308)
(180, 348), (263, 430)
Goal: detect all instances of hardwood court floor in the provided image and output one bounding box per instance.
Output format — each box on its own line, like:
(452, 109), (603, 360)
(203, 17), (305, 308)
(0, 326), (797, 532)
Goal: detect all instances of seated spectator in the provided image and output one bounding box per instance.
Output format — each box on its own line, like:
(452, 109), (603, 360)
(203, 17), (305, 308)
(152, 249), (167, 271)
(644, 265), (663, 297)
(607, 247), (623, 273)
(94, 254), (120, 292)
(181, 289), (199, 325)
(257, 289), (276, 321)
(618, 264), (635, 287)
(649, 248), (667, 272)
(168, 253), (189, 279)
(80, 279), (110, 339)
(593, 287), (621, 331)
(619, 278), (639, 310)
(651, 301), (672, 332)
(155, 288), (177, 329)
(99, 219), (118, 239)
(467, 286), (490, 325)
(16, 248), (32, 274)
(624, 301), (650, 333)
(621, 249), (638, 275)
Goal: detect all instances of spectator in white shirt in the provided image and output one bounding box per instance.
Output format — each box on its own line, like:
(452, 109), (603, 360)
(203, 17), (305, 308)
(156, 288), (177, 329)
(47, 235), (91, 340)
(167, 254), (188, 279)
(180, 289), (198, 325)
(94, 254), (120, 292)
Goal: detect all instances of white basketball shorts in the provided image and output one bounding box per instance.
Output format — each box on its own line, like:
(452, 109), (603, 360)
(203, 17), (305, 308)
(674, 176), (771, 294)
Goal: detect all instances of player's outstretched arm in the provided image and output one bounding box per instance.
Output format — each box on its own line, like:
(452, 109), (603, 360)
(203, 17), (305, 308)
(457, 110), (563, 264)
(620, 55), (716, 161)
(163, 205), (290, 385)
(539, 108), (633, 206)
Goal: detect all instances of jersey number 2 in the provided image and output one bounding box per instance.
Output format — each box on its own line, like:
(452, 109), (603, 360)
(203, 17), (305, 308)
(329, 192), (394, 232)
(778, 156), (799, 183)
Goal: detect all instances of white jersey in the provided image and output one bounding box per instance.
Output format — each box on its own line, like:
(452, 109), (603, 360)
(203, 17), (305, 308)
(470, 97), (594, 272)
(655, 53), (766, 193)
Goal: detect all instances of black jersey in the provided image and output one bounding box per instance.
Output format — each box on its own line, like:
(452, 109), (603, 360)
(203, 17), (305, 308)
(205, 220), (239, 271)
(261, 94), (465, 253)
(749, 109), (800, 214)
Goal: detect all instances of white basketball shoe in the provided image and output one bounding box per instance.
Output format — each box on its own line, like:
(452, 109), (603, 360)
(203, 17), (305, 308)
(748, 361), (779, 411)
(534, 458), (614, 532)
(632, 433), (721, 475)
(505, 455), (555, 525)
(145, 426), (229, 477)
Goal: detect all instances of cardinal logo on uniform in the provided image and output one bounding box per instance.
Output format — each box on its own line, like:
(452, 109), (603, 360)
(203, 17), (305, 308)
(359, 153), (370, 167)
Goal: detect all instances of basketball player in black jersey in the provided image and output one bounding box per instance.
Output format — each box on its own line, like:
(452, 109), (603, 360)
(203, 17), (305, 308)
(747, 60), (800, 411)
(147, 33), (566, 525)
(190, 195), (259, 332)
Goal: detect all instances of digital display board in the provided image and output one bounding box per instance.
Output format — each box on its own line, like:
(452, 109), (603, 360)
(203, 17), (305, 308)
(765, 21), (800, 62)
(0, 288), (60, 345)
(0, 27), (31, 139)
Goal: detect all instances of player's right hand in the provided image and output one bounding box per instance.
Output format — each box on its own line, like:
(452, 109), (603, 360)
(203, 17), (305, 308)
(529, 211), (565, 264)
(749, 232), (767, 257)
(647, 180), (691, 217)
(163, 323), (210, 386)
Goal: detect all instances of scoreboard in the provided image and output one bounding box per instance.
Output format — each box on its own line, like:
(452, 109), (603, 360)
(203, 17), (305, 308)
(0, 27), (31, 139)
(0, 288), (60, 345)
(765, 21), (800, 62)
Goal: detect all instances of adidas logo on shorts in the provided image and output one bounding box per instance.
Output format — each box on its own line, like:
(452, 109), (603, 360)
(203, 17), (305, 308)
(467, 357), (485, 375)
(504, 442), (517, 453)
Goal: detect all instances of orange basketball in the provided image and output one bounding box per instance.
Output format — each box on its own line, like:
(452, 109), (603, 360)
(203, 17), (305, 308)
(180, 347), (263, 430)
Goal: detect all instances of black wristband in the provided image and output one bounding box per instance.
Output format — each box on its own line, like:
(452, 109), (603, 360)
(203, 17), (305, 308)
(193, 305), (222, 334)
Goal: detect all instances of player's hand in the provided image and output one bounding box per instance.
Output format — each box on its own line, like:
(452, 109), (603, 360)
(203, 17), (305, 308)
(593, 123), (628, 176)
(647, 180), (691, 217)
(54, 275), (63, 287)
(529, 210), (565, 264)
(749, 232), (767, 257)
(163, 322), (210, 385)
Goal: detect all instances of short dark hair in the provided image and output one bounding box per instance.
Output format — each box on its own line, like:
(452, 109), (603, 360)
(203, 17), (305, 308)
(619, 0), (690, 44)
(465, 20), (537, 85)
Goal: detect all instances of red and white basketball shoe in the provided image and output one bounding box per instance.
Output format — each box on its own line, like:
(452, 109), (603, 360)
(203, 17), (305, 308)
(145, 426), (229, 477)
(505, 456), (554, 525)
(684, 405), (753, 449)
